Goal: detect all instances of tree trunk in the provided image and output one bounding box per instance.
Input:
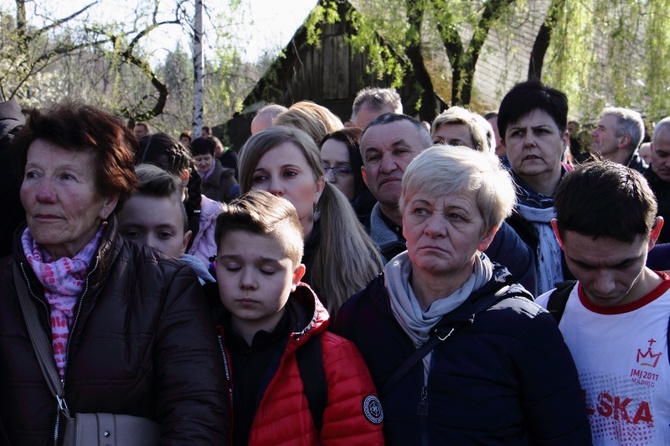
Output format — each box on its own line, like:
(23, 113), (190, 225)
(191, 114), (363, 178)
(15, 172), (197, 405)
(403, 0), (445, 120)
(192, 0), (204, 138)
(528, 0), (562, 80)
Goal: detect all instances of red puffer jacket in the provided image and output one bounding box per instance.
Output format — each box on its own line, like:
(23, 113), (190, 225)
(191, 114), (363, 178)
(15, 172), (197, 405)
(217, 284), (385, 446)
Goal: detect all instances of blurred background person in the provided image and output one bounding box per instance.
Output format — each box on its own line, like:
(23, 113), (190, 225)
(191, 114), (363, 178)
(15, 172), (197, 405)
(133, 121), (151, 139)
(350, 87), (403, 129)
(190, 136), (238, 204)
(319, 127), (376, 223)
(179, 131), (191, 149)
(250, 103), (288, 135)
(273, 100), (343, 146)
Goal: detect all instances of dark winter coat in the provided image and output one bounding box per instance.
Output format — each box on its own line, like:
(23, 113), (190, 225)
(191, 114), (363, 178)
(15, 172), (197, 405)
(0, 219), (229, 446)
(202, 162), (238, 203)
(0, 98), (25, 257)
(332, 265), (592, 445)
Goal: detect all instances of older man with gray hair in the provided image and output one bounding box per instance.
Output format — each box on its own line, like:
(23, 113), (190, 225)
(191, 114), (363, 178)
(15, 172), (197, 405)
(350, 87), (403, 128)
(645, 117), (670, 243)
(590, 106), (647, 172)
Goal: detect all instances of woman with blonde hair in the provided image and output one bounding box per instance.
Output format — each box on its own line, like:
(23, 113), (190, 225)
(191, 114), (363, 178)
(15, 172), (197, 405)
(238, 126), (383, 317)
(273, 100), (344, 146)
(333, 145), (590, 444)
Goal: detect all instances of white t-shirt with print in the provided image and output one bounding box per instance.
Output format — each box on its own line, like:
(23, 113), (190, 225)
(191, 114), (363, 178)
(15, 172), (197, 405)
(537, 274), (670, 446)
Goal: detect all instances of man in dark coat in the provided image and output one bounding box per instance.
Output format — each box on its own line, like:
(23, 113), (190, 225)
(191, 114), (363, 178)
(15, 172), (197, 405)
(0, 99), (25, 256)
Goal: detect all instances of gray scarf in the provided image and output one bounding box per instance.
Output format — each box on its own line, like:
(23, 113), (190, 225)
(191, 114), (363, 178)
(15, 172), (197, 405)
(385, 251), (493, 384)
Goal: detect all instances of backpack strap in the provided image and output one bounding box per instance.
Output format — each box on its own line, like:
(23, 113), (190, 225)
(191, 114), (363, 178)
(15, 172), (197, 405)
(547, 280), (578, 324)
(296, 335), (328, 433)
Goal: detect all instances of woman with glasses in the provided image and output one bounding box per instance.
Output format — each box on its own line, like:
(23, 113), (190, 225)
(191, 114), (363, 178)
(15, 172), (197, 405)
(238, 126), (383, 317)
(320, 127), (376, 224)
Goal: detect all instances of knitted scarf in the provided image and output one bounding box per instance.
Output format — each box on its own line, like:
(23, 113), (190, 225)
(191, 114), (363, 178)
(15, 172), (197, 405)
(21, 226), (103, 379)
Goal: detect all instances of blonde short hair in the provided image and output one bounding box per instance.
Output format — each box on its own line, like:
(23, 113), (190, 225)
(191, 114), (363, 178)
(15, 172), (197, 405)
(431, 106), (490, 153)
(400, 145), (516, 232)
(273, 101), (343, 145)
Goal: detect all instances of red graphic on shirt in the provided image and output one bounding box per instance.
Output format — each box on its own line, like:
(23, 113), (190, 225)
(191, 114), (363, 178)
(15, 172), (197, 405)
(637, 339), (662, 368)
(586, 391), (653, 425)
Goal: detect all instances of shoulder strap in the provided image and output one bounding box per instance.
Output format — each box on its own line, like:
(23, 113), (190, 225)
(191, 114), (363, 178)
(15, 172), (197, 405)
(296, 334), (328, 433)
(13, 263), (71, 416)
(380, 328), (450, 399)
(547, 280), (577, 325)
(380, 280), (524, 398)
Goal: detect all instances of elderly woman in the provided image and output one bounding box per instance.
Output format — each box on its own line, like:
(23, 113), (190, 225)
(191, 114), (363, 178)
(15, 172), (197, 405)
(0, 102), (227, 446)
(332, 145), (591, 444)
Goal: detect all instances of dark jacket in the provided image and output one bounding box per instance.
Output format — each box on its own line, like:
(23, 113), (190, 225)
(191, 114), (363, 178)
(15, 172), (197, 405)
(202, 162), (238, 203)
(0, 99), (25, 257)
(215, 284), (384, 446)
(626, 149), (648, 174)
(332, 265), (592, 445)
(0, 219), (228, 446)
(645, 168), (670, 243)
(218, 149), (239, 180)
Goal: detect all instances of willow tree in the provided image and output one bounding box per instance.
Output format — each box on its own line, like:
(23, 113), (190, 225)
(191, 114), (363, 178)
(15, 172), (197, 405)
(308, 0), (519, 118)
(310, 0), (668, 122)
(538, 0), (669, 122)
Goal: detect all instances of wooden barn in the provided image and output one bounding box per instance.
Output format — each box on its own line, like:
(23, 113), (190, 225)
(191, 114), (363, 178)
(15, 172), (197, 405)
(221, 0), (552, 151)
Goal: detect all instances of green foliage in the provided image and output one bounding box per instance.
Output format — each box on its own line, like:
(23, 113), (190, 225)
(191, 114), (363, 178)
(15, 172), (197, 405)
(543, 0), (668, 123)
(305, 0), (340, 47)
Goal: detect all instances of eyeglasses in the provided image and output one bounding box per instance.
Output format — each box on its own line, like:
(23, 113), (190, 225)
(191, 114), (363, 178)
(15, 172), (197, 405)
(323, 164), (353, 177)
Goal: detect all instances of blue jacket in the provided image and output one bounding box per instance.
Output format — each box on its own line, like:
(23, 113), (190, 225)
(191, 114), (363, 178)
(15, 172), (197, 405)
(332, 266), (591, 445)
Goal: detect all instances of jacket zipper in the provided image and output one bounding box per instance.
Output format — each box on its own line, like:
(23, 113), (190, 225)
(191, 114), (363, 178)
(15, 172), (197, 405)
(19, 263), (60, 446)
(22, 255), (100, 446)
(417, 326), (455, 446)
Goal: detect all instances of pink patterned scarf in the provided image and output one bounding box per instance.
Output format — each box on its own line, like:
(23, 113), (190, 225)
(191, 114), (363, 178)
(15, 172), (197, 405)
(21, 226), (104, 379)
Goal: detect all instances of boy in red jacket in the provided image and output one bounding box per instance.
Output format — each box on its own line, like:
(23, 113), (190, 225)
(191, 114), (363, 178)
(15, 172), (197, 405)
(213, 190), (384, 445)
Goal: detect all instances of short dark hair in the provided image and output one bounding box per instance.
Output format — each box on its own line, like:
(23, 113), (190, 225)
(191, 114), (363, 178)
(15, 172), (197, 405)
(319, 127), (366, 199)
(554, 160), (658, 243)
(13, 100), (138, 207)
(498, 79), (568, 140)
(215, 190), (304, 266)
(362, 113), (432, 149)
(190, 137), (216, 156)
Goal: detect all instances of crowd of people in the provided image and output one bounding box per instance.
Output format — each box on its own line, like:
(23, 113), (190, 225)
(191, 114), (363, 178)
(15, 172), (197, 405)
(0, 78), (668, 445)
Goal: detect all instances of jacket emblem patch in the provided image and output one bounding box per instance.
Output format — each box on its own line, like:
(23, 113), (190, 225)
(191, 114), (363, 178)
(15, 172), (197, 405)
(362, 395), (384, 424)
